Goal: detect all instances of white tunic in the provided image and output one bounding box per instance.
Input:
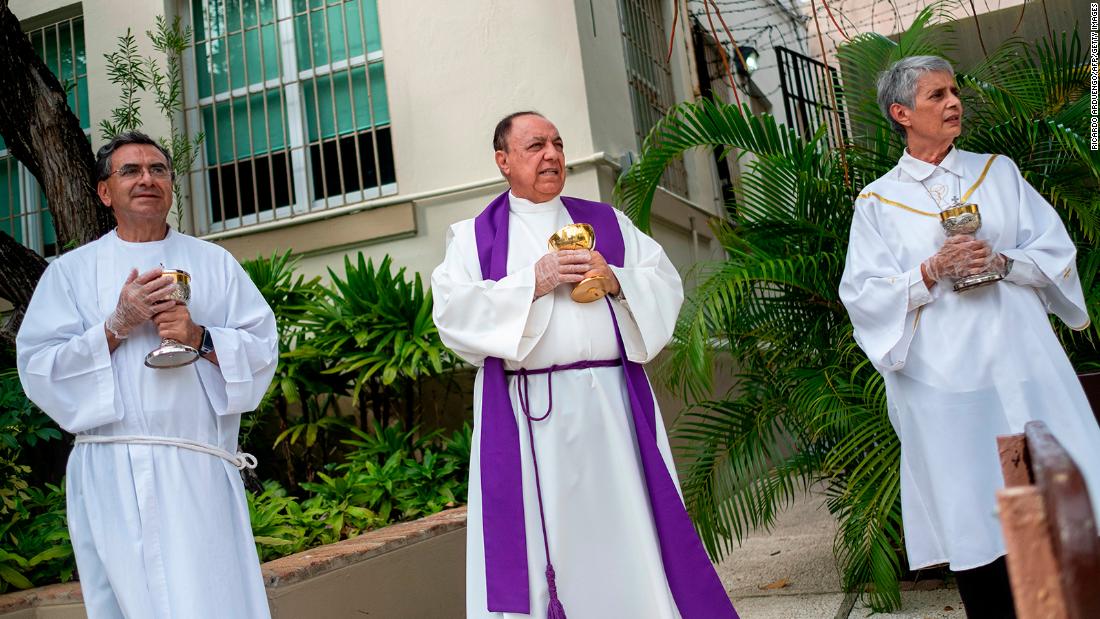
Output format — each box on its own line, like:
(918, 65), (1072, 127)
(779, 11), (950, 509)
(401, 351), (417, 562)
(16, 229), (277, 618)
(431, 193), (686, 618)
(839, 148), (1099, 571)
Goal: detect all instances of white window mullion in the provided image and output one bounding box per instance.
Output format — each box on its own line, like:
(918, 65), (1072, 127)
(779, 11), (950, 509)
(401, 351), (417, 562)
(20, 170), (43, 255)
(276, 0), (310, 215)
(179, 2), (209, 235)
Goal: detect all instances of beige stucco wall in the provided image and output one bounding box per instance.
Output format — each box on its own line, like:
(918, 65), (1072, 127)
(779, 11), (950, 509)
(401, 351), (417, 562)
(7, 0), (746, 281)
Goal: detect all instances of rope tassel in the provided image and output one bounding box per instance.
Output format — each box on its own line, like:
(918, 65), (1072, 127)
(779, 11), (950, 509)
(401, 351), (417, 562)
(545, 564), (567, 619)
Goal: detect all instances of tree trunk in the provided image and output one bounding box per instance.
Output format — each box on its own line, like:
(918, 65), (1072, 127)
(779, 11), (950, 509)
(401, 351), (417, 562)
(0, 231), (47, 348)
(0, 0), (113, 343)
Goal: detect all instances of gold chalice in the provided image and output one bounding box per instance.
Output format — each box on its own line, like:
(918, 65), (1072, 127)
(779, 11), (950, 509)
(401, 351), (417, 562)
(144, 269), (200, 368)
(939, 203), (1003, 292)
(548, 223), (609, 303)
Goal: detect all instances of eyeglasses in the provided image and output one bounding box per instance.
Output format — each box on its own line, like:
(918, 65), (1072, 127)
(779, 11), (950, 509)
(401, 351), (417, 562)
(111, 163), (173, 180)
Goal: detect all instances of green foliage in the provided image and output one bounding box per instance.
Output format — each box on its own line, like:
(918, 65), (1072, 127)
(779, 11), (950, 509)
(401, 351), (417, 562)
(308, 254), (448, 399)
(0, 483), (73, 593)
(240, 250), (349, 486)
(616, 7), (1097, 611)
(100, 17), (205, 230)
(249, 422), (471, 562)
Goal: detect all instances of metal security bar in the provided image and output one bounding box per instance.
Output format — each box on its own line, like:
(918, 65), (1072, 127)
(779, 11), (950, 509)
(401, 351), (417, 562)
(183, 0), (394, 234)
(776, 46), (849, 150)
(0, 15), (88, 258)
(618, 0), (689, 196)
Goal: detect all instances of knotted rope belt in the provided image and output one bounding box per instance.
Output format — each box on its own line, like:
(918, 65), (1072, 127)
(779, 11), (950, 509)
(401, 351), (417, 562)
(504, 358), (622, 614)
(74, 434), (258, 470)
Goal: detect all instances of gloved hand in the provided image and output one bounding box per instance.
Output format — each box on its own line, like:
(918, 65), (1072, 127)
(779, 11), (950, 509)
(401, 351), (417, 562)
(533, 250), (590, 298)
(987, 252), (1009, 276)
(922, 235), (991, 282)
(105, 268), (179, 339)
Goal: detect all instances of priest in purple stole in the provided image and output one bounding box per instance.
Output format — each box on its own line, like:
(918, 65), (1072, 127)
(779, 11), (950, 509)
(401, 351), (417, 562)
(431, 112), (737, 618)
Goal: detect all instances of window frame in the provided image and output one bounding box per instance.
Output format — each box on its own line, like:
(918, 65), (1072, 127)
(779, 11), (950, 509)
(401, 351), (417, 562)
(180, 0), (396, 235)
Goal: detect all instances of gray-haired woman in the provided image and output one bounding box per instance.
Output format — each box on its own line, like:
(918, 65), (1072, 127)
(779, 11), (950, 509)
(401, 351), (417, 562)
(839, 56), (1097, 618)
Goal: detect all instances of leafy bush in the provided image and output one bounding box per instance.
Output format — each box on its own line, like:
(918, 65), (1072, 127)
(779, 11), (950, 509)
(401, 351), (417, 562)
(0, 483), (72, 593)
(301, 254), (452, 430)
(249, 421), (471, 562)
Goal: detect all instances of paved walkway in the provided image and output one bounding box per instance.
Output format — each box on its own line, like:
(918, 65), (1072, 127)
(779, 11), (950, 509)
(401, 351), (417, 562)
(713, 487), (967, 618)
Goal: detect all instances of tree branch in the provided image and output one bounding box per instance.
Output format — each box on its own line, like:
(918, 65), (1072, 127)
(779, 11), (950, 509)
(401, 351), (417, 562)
(0, 0), (113, 338)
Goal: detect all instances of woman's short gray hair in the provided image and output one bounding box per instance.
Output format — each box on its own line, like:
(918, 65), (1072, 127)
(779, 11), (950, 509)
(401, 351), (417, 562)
(876, 56), (955, 136)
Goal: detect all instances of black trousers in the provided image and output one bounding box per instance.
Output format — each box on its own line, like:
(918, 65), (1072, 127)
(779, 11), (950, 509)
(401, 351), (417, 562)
(954, 556), (1017, 619)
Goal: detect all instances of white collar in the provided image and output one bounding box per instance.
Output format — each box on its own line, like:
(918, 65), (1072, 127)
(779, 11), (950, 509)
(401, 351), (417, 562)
(508, 191), (563, 213)
(898, 145), (964, 182)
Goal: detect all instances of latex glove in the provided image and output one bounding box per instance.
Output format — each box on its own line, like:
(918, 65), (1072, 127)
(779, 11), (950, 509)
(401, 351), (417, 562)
(533, 250), (590, 298)
(987, 251), (1008, 276)
(583, 250), (621, 297)
(104, 268), (178, 339)
(922, 235), (990, 282)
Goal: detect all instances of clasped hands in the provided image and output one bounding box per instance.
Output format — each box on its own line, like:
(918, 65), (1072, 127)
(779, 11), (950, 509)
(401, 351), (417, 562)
(533, 249), (621, 299)
(921, 235), (1007, 287)
(105, 268), (202, 348)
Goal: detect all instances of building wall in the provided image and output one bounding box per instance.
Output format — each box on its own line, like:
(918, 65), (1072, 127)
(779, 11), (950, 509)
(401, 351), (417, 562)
(805, 0), (1084, 63)
(8, 0), (736, 283)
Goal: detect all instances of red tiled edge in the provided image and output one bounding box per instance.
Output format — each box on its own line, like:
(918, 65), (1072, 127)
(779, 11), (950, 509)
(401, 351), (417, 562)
(0, 506), (468, 613)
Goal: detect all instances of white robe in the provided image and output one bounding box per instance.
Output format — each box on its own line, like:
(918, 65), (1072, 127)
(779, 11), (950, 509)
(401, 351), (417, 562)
(16, 229), (277, 618)
(839, 148), (1099, 571)
(431, 193), (686, 618)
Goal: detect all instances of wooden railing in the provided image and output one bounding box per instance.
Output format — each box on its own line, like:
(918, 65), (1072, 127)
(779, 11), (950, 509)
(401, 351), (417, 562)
(997, 421), (1100, 619)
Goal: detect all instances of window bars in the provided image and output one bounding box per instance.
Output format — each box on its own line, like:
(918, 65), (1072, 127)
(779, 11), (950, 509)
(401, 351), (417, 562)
(618, 0), (689, 197)
(776, 46), (849, 151)
(0, 15), (89, 258)
(183, 0), (394, 234)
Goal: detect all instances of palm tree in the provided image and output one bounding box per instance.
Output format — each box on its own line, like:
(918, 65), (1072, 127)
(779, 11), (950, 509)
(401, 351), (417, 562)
(615, 7), (1099, 610)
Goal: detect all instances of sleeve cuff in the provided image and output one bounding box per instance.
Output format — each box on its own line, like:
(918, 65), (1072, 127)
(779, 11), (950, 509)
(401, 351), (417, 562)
(906, 265), (933, 312)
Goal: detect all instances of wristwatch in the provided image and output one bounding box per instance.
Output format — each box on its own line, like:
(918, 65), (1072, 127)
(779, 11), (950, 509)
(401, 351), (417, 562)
(198, 326), (215, 358)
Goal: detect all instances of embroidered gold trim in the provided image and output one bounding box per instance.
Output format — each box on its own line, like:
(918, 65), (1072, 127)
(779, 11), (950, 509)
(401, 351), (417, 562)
(858, 192), (938, 217)
(961, 154), (999, 202)
(861, 154), (1001, 218)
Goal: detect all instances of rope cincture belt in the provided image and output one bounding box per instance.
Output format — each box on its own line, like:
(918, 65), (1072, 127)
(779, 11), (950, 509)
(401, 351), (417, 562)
(73, 435), (258, 470)
(504, 358), (622, 617)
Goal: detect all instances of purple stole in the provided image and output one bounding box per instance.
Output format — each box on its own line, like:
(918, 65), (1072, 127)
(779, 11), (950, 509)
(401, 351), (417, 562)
(473, 190), (738, 618)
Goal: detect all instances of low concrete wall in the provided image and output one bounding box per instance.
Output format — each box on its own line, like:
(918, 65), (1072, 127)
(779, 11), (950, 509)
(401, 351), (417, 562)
(0, 508), (467, 619)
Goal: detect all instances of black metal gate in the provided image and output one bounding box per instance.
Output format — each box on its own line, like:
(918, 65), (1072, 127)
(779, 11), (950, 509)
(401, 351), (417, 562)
(776, 46), (848, 148)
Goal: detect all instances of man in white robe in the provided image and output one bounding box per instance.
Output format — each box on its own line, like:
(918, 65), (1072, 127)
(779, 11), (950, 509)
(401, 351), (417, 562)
(432, 112), (736, 619)
(16, 131), (277, 618)
(840, 57), (1098, 617)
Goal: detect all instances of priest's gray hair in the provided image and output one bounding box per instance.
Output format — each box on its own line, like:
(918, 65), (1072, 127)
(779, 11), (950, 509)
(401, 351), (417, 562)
(95, 131), (175, 182)
(876, 56), (955, 136)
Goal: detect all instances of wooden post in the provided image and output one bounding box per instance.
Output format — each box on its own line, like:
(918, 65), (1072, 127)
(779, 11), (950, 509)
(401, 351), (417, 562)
(997, 486), (1068, 619)
(997, 433), (1032, 487)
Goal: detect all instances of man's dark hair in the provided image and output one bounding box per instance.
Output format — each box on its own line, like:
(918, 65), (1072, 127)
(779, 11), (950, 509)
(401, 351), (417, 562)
(492, 111), (543, 152)
(95, 131), (174, 182)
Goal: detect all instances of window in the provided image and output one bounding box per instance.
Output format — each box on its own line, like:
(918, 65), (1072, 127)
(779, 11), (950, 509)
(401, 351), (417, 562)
(618, 0), (688, 196)
(184, 0), (394, 233)
(0, 16), (89, 257)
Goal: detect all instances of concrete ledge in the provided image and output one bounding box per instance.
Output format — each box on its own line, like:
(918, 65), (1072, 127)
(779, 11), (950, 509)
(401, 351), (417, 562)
(0, 507), (468, 617)
(0, 583), (82, 616)
(261, 506), (467, 588)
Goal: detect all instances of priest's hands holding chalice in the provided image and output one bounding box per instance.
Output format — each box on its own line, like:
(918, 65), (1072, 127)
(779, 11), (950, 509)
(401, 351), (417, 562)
(920, 235), (1001, 290)
(533, 249), (621, 300)
(106, 268), (211, 367)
